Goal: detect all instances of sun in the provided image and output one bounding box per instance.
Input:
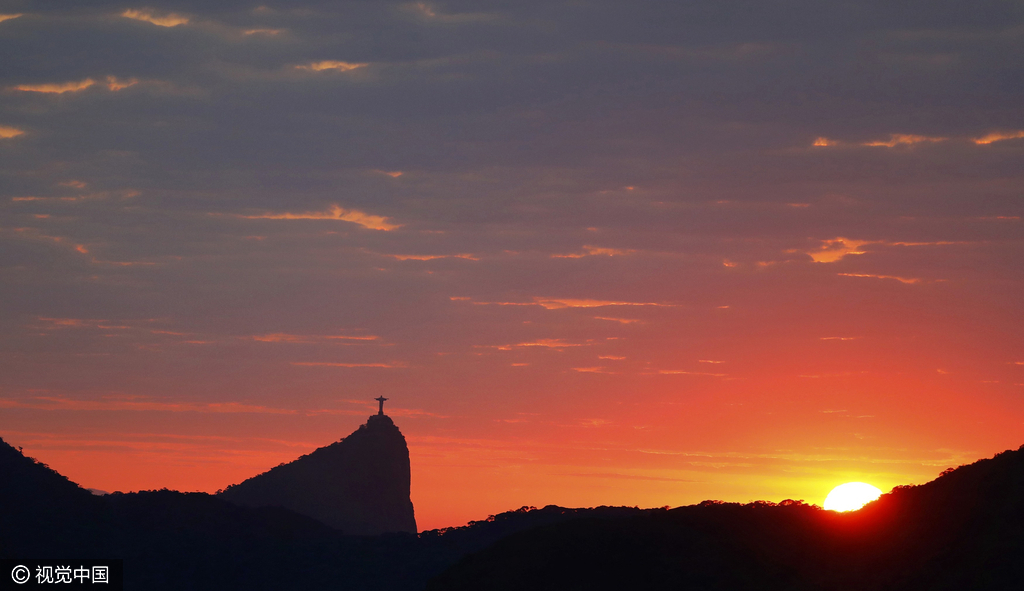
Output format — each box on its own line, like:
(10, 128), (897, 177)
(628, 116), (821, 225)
(823, 482), (883, 512)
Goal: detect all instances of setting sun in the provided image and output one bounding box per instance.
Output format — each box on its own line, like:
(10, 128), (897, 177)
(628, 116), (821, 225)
(824, 482), (884, 512)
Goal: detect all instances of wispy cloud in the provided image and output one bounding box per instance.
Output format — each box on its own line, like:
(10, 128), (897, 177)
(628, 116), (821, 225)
(14, 78), (96, 93)
(7, 227), (155, 267)
(593, 317), (641, 324)
(658, 370), (728, 377)
(8, 227), (90, 257)
(0, 126), (25, 139)
(807, 237), (869, 263)
(248, 333), (379, 343)
(534, 297), (671, 309)
(33, 317), (131, 330)
(13, 76), (138, 93)
(121, 9), (189, 27)
(0, 396), (295, 414)
(0, 13), (22, 23)
(972, 130), (1024, 145)
(838, 273), (922, 284)
(863, 134), (946, 147)
(812, 137), (838, 147)
(511, 338), (580, 348)
(290, 361), (405, 368)
(552, 245), (636, 258)
(886, 240), (971, 246)
(295, 61), (367, 72)
(377, 252), (478, 261)
(105, 76), (139, 91)
(487, 338), (583, 351)
(228, 204), (399, 230)
(243, 28), (284, 36)
(454, 296), (672, 309)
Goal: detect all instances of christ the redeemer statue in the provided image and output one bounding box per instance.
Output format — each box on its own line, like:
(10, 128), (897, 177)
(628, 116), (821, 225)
(375, 396), (388, 416)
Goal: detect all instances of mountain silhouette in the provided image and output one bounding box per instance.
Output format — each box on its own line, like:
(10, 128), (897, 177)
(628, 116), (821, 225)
(3, 433), (1024, 590)
(427, 445), (1024, 590)
(218, 413), (417, 535)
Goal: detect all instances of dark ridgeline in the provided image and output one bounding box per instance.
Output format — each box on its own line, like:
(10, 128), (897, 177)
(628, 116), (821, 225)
(428, 445), (1024, 591)
(3, 432), (1024, 590)
(0, 436), (104, 558)
(218, 410), (417, 535)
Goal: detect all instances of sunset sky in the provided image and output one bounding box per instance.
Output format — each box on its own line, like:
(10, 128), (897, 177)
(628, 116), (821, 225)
(1, 1), (1022, 531)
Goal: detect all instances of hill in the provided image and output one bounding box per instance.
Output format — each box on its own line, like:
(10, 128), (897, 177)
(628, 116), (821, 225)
(3, 434), (1024, 590)
(218, 413), (416, 535)
(427, 445), (1024, 590)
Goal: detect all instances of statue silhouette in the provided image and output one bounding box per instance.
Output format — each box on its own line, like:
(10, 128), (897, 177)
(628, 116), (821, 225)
(375, 396), (388, 416)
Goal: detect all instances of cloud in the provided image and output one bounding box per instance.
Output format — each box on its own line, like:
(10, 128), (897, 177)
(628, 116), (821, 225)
(534, 298), (671, 309)
(12, 76), (136, 94)
(658, 370), (728, 377)
(7, 228), (90, 257)
(231, 205), (400, 230)
(33, 317), (130, 330)
(552, 245), (636, 258)
(0, 396), (295, 414)
(13, 79), (97, 93)
(863, 134), (946, 147)
(807, 238), (870, 263)
(0, 13), (22, 23)
(378, 253), (478, 261)
(513, 338), (580, 348)
(249, 333), (379, 343)
(812, 137), (838, 147)
(290, 362), (404, 368)
(120, 9), (189, 27)
(0, 126), (25, 139)
(593, 317), (640, 324)
(105, 76), (139, 91)
(6, 228), (156, 267)
(885, 241), (970, 246)
(243, 29), (284, 36)
(972, 130), (1024, 145)
(295, 61), (368, 72)
(488, 338), (582, 351)
(837, 273), (922, 284)
(455, 296), (671, 309)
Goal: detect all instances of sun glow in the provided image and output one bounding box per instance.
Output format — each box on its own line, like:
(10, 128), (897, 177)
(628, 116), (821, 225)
(823, 482), (883, 512)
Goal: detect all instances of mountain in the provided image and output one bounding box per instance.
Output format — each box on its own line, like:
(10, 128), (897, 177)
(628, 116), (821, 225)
(4, 432), (1024, 590)
(218, 413), (417, 535)
(0, 435), (106, 557)
(426, 445), (1024, 591)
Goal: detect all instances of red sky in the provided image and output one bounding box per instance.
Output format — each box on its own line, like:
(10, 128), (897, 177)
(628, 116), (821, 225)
(1, 1), (1023, 530)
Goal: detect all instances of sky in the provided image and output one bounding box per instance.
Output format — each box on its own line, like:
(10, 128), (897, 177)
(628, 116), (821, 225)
(1, 0), (1023, 531)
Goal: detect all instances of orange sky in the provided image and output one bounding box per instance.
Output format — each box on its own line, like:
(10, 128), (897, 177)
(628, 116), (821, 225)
(1, 2), (1023, 531)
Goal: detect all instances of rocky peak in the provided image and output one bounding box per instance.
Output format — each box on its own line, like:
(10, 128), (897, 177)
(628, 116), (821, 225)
(219, 414), (416, 535)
